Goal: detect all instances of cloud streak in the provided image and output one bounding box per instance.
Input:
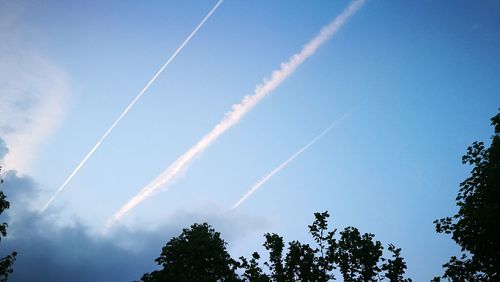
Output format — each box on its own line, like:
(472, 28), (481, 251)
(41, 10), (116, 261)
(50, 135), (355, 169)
(40, 0), (225, 213)
(231, 112), (352, 210)
(107, 0), (366, 226)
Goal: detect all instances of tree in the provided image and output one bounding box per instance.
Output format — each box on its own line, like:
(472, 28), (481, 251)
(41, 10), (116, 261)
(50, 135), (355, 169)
(242, 211), (411, 281)
(141, 223), (239, 282)
(0, 166), (16, 282)
(381, 244), (411, 282)
(143, 211), (411, 281)
(239, 252), (269, 282)
(334, 227), (383, 282)
(262, 233), (285, 281)
(309, 211), (336, 281)
(284, 240), (320, 281)
(434, 110), (500, 280)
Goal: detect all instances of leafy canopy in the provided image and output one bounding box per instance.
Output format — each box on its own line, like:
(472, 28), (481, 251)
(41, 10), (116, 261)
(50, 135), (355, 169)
(141, 223), (239, 282)
(434, 110), (500, 280)
(142, 211), (411, 281)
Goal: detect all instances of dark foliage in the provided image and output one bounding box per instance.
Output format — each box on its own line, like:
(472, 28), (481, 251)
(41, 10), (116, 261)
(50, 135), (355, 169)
(242, 211), (411, 281)
(142, 211), (411, 281)
(334, 227), (383, 281)
(141, 223), (239, 282)
(0, 166), (16, 281)
(239, 252), (269, 282)
(262, 233), (286, 281)
(381, 244), (411, 282)
(434, 110), (500, 281)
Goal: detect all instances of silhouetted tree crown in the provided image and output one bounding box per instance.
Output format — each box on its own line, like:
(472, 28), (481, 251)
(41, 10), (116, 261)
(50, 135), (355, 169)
(142, 211), (411, 281)
(434, 110), (500, 281)
(141, 223), (239, 282)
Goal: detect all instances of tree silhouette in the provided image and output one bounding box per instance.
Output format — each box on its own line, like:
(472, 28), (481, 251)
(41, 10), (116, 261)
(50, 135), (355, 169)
(0, 166), (16, 281)
(284, 240), (320, 281)
(142, 212), (411, 281)
(240, 211), (411, 281)
(381, 244), (411, 282)
(239, 252), (269, 282)
(334, 226), (383, 281)
(262, 233), (285, 281)
(309, 211), (336, 281)
(433, 110), (500, 281)
(141, 223), (239, 282)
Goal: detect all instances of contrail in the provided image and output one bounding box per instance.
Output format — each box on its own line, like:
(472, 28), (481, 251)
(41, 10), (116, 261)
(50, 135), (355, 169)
(231, 112), (352, 210)
(106, 0), (365, 226)
(40, 0), (225, 213)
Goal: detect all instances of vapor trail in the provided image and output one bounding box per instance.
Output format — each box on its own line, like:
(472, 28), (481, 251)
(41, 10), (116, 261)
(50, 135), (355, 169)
(106, 0), (365, 226)
(39, 0), (225, 213)
(231, 113), (351, 210)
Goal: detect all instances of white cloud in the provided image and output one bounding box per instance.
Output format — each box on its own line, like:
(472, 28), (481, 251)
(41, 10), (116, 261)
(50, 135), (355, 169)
(0, 9), (71, 173)
(0, 150), (272, 281)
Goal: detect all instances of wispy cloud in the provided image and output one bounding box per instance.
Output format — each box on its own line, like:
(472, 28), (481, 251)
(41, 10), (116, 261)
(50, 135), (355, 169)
(0, 141), (269, 281)
(40, 0), (225, 213)
(0, 9), (70, 173)
(107, 0), (366, 226)
(231, 112), (352, 210)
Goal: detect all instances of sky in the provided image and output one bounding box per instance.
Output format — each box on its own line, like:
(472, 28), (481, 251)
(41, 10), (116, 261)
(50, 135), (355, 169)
(1, 0), (499, 281)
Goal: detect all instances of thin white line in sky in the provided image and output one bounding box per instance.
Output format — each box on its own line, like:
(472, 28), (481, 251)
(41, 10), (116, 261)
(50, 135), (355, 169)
(231, 112), (352, 210)
(40, 0), (225, 213)
(106, 0), (365, 226)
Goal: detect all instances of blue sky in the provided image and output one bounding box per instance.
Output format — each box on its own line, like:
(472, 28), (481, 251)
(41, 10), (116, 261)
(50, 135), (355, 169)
(1, 0), (499, 280)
